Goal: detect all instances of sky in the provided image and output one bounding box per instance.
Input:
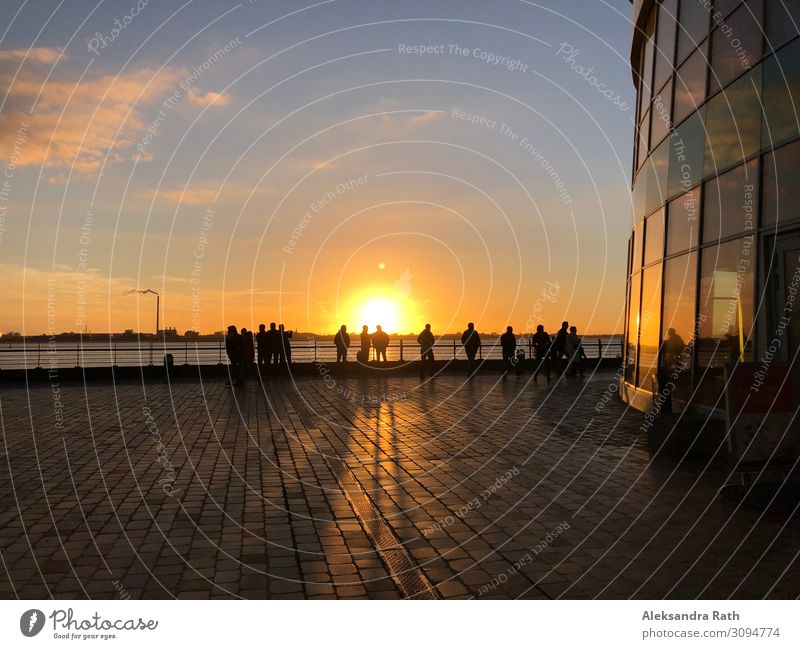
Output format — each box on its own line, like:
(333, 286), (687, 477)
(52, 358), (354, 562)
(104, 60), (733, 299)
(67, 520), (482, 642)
(0, 0), (636, 336)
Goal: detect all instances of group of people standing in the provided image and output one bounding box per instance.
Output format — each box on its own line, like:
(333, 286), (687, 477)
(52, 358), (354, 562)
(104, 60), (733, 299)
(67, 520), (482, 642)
(334, 320), (588, 380)
(225, 323), (293, 386)
(225, 319), (588, 386)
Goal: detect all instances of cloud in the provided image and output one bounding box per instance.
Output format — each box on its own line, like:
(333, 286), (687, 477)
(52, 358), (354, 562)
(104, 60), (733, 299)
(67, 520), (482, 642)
(0, 49), (231, 176)
(186, 88), (231, 107)
(0, 47), (63, 65)
(149, 182), (271, 206)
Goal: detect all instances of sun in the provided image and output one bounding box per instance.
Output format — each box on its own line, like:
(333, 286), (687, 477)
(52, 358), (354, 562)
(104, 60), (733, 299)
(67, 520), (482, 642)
(358, 298), (400, 332)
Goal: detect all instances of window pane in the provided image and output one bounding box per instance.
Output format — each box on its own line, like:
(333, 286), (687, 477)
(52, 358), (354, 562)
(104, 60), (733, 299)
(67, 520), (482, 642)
(667, 188), (701, 254)
(673, 40), (708, 124)
(715, 0), (742, 18)
(704, 67), (762, 177)
(625, 271), (642, 384)
(641, 10), (657, 105)
(765, 0), (800, 51)
(762, 138), (800, 225)
(702, 159), (758, 242)
(654, 0), (679, 91)
(632, 220), (644, 272)
(637, 264), (663, 388)
(678, 0), (712, 64)
(647, 137), (671, 214)
(668, 107), (706, 196)
(661, 251), (698, 402)
(696, 236), (756, 404)
(650, 77), (674, 148)
(644, 207), (665, 265)
(762, 39), (800, 148)
(710, 1), (763, 93)
(634, 163), (651, 218)
(638, 107), (651, 170)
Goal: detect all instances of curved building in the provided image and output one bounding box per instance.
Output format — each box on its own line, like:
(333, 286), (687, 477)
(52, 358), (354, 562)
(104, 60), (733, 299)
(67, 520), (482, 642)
(623, 0), (800, 412)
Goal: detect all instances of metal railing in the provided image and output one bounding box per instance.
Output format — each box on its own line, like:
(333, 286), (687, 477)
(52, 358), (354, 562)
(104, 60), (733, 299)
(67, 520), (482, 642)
(0, 338), (623, 370)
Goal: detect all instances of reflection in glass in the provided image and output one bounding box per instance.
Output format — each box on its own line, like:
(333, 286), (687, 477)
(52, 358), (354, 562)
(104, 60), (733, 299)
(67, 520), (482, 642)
(644, 208), (665, 266)
(667, 189), (701, 255)
(702, 159), (758, 243)
(641, 10), (656, 105)
(638, 108), (650, 170)
(668, 108), (706, 197)
(766, 0), (800, 51)
(709, 1), (763, 93)
(646, 138), (670, 215)
(625, 271), (642, 384)
(632, 220), (644, 272)
(762, 138), (800, 225)
(677, 0), (711, 64)
(661, 252), (698, 403)
(696, 237), (755, 404)
(673, 41), (708, 124)
(637, 264), (663, 389)
(654, 0), (678, 92)
(704, 67), (762, 177)
(650, 78), (673, 148)
(761, 39), (800, 148)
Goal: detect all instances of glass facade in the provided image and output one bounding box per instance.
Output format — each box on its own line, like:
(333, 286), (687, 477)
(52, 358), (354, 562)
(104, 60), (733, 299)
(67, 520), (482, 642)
(623, 0), (800, 411)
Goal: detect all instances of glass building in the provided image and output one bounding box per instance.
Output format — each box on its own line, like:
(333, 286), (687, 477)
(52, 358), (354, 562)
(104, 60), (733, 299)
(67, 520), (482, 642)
(623, 0), (800, 411)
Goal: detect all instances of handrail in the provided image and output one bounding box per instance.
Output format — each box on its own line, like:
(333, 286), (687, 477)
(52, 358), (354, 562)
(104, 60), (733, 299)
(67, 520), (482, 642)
(0, 337), (623, 370)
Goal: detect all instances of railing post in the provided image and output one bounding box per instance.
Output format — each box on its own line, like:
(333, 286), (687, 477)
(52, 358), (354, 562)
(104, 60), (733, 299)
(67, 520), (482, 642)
(598, 339), (602, 359)
(400, 339), (404, 361)
(149, 341), (153, 366)
(314, 338), (317, 362)
(37, 343), (41, 369)
(452, 339), (456, 359)
(185, 340), (188, 365)
(76, 340), (80, 367)
(219, 339), (222, 364)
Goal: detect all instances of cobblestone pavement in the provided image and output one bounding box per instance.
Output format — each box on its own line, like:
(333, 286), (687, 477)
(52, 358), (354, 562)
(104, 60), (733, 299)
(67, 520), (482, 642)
(0, 370), (797, 599)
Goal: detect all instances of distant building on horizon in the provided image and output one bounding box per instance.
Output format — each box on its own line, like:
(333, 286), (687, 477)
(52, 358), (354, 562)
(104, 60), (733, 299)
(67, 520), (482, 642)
(622, 0), (800, 411)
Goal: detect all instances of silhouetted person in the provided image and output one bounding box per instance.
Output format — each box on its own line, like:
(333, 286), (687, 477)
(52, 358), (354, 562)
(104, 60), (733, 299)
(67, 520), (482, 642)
(371, 325), (389, 363)
(532, 324), (551, 381)
(334, 325), (351, 363)
(662, 327), (686, 373)
(500, 326), (517, 378)
(256, 324), (269, 366)
(225, 325), (244, 386)
(359, 325), (371, 363)
(417, 323), (435, 378)
(461, 322), (481, 376)
(553, 321), (569, 373)
(265, 322), (281, 366)
(278, 324), (293, 365)
(241, 328), (255, 381)
(565, 326), (586, 377)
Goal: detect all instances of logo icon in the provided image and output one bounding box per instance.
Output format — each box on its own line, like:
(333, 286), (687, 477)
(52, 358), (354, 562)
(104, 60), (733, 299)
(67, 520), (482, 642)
(20, 609), (45, 637)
